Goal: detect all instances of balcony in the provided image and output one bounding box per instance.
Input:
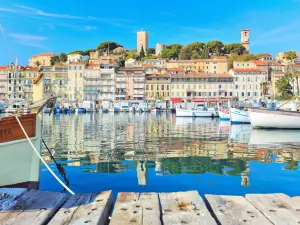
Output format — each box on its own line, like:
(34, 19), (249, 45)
(101, 89), (113, 93)
(134, 84), (144, 89)
(116, 84), (126, 88)
(133, 78), (144, 83)
(84, 89), (100, 93)
(100, 82), (113, 86)
(23, 87), (32, 92)
(116, 79), (126, 83)
(84, 74), (100, 79)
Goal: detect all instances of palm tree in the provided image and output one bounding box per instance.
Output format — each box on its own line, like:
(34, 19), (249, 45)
(294, 70), (300, 96)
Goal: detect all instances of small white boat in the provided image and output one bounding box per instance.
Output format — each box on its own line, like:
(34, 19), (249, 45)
(0, 102), (7, 113)
(176, 108), (193, 117)
(193, 107), (217, 117)
(5, 102), (29, 114)
(230, 108), (250, 124)
(121, 105), (130, 112)
(218, 107), (230, 120)
(81, 101), (97, 112)
(108, 103), (120, 113)
(249, 108), (300, 129)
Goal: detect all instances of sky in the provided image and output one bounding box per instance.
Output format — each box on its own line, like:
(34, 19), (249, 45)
(0, 0), (300, 65)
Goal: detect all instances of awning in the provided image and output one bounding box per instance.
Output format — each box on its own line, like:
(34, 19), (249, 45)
(171, 98), (183, 103)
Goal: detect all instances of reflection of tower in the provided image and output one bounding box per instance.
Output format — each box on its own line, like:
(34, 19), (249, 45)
(241, 162), (250, 186)
(241, 29), (250, 51)
(137, 161), (147, 185)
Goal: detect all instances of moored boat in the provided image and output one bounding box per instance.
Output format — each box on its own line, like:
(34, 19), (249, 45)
(230, 108), (250, 124)
(176, 108), (194, 117)
(193, 107), (217, 117)
(218, 107), (230, 120)
(249, 108), (300, 129)
(0, 97), (55, 189)
(150, 107), (161, 113)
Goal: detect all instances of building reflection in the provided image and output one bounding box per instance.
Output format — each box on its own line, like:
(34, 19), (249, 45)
(42, 113), (300, 187)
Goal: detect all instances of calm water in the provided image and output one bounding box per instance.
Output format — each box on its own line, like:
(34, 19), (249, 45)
(40, 112), (300, 197)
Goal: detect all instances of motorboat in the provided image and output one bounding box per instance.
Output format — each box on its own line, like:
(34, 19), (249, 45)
(75, 107), (86, 113)
(81, 101), (97, 112)
(108, 103), (120, 113)
(230, 108), (250, 124)
(150, 107), (161, 113)
(218, 107), (230, 120)
(176, 107), (217, 117)
(249, 108), (300, 129)
(0, 97), (55, 189)
(176, 108), (193, 117)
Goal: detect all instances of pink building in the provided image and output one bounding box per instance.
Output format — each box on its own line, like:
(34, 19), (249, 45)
(0, 66), (8, 99)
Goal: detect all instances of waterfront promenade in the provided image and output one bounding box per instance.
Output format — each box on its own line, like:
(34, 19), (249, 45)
(0, 188), (299, 224)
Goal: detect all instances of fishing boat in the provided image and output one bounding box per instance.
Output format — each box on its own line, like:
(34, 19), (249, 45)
(230, 108), (250, 124)
(81, 100), (97, 112)
(249, 108), (300, 129)
(176, 108), (194, 117)
(176, 107), (217, 117)
(218, 107), (230, 120)
(0, 97), (56, 189)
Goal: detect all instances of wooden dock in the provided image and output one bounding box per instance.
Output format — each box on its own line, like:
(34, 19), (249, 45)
(1, 188), (300, 225)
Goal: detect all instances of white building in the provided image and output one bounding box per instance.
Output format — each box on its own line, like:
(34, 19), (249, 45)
(67, 53), (83, 63)
(229, 68), (265, 101)
(99, 66), (115, 102)
(7, 64), (24, 102)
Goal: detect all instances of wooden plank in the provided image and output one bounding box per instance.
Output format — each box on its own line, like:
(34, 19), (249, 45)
(139, 193), (161, 225)
(47, 194), (91, 225)
(246, 193), (300, 225)
(49, 190), (113, 225)
(0, 188), (28, 210)
(160, 191), (217, 225)
(110, 192), (142, 225)
(0, 189), (68, 225)
(205, 195), (273, 225)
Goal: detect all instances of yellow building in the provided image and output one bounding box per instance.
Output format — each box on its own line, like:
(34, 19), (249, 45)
(67, 62), (85, 102)
(166, 56), (228, 74)
(145, 74), (170, 101)
(29, 53), (55, 67)
(21, 66), (39, 101)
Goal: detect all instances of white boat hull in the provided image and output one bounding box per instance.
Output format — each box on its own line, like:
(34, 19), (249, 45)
(230, 108), (250, 124)
(0, 114), (42, 188)
(194, 109), (217, 117)
(176, 108), (193, 117)
(109, 107), (120, 112)
(249, 108), (300, 129)
(218, 107), (230, 120)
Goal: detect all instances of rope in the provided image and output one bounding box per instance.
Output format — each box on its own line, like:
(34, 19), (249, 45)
(42, 139), (70, 192)
(0, 24), (13, 62)
(14, 115), (75, 195)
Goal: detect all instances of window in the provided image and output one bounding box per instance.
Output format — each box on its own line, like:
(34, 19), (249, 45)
(214, 66), (216, 69)
(182, 92), (184, 96)
(188, 85), (190, 89)
(225, 92), (227, 96)
(209, 92), (211, 96)
(206, 66), (208, 70)
(151, 85), (153, 90)
(167, 92), (169, 96)
(182, 85), (184, 88)
(214, 92), (216, 96)
(162, 85), (164, 90)
(199, 84), (201, 89)
(80, 73), (83, 78)
(242, 92), (244, 97)
(194, 85), (196, 89)
(9, 87), (11, 91)
(177, 92), (179, 96)
(172, 92), (174, 96)
(167, 85), (169, 90)
(146, 85), (149, 91)
(248, 92), (251, 96)
(219, 85), (222, 89)
(19, 87), (21, 91)
(157, 85), (159, 90)
(177, 85), (179, 89)
(235, 85), (238, 89)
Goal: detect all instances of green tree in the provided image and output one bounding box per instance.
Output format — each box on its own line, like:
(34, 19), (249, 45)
(260, 82), (270, 99)
(228, 53), (256, 70)
(294, 71), (300, 95)
(276, 73), (293, 97)
(285, 50), (298, 95)
(143, 56), (157, 60)
(285, 160), (298, 170)
(256, 52), (271, 59)
(225, 43), (246, 54)
(50, 56), (60, 66)
(125, 51), (139, 60)
(204, 40), (224, 55)
(160, 44), (183, 59)
(179, 46), (191, 60)
(34, 60), (41, 67)
(146, 48), (155, 55)
(97, 41), (122, 51)
(59, 52), (67, 62)
(69, 50), (84, 55)
(140, 46), (145, 58)
(285, 50), (297, 62)
(82, 49), (96, 56)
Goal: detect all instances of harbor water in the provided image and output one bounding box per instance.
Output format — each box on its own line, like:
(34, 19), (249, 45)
(40, 112), (300, 197)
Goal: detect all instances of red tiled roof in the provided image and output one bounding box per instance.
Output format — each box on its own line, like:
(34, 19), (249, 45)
(69, 62), (85, 65)
(0, 66), (8, 70)
(167, 68), (185, 71)
(118, 67), (144, 71)
(251, 60), (265, 66)
(146, 74), (170, 78)
(231, 68), (263, 73)
(31, 53), (55, 58)
(143, 64), (154, 68)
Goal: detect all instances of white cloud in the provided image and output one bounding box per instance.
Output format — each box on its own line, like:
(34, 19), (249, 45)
(9, 33), (49, 50)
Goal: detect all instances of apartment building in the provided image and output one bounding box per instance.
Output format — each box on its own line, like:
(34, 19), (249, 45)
(170, 73), (233, 103)
(7, 65), (24, 102)
(0, 66), (7, 99)
(67, 62), (85, 102)
(29, 53), (55, 67)
(229, 68), (265, 101)
(21, 66), (39, 101)
(145, 74), (171, 101)
(115, 68), (145, 102)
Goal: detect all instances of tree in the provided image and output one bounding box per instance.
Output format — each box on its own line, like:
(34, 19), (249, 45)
(204, 41), (224, 55)
(50, 56), (60, 66)
(285, 50), (297, 95)
(276, 73), (293, 97)
(34, 60), (41, 67)
(59, 52), (67, 62)
(256, 52), (271, 59)
(82, 49), (96, 56)
(125, 51), (139, 60)
(225, 43), (246, 54)
(285, 50), (297, 62)
(160, 44), (183, 59)
(146, 48), (155, 55)
(97, 41), (122, 51)
(260, 82), (270, 99)
(179, 46), (191, 60)
(294, 70), (300, 95)
(69, 50), (83, 55)
(143, 56), (157, 60)
(227, 53), (256, 70)
(140, 46), (145, 58)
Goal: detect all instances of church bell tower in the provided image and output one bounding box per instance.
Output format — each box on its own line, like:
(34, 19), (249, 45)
(241, 29), (250, 51)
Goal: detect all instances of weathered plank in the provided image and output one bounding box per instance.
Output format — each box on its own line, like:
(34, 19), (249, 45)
(0, 189), (68, 225)
(47, 194), (91, 225)
(205, 195), (273, 225)
(160, 191), (217, 225)
(0, 188), (28, 210)
(139, 193), (161, 225)
(246, 193), (300, 225)
(110, 192), (142, 225)
(49, 190), (113, 225)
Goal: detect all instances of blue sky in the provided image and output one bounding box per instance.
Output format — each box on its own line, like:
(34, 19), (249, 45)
(0, 0), (300, 65)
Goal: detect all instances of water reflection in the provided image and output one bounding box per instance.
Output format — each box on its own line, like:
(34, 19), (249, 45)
(41, 113), (300, 196)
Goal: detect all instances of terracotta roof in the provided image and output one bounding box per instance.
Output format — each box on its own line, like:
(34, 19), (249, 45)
(69, 62), (85, 65)
(143, 64), (154, 68)
(0, 66), (8, 70)
(86, 63), (99, 67)
(146, 74), (170, 78)
(170, 72), (232, 78)
(118, 67), (144, 71)
(251, 60), (265, 66)
(167, 68), (185, 71)
(231, 68), (263, 73)
(31, 53), (55, 58)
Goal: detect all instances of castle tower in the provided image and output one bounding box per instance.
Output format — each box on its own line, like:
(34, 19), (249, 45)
(137, 30), (148, 54)
(241, 29), (250, 51)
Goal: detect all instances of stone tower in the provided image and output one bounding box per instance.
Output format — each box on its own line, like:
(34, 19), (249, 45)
(241, 29), (250, 51)
(137, 30), (148, 54)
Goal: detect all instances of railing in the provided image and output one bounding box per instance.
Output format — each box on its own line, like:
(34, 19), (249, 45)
(84, 89), (99, 93)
